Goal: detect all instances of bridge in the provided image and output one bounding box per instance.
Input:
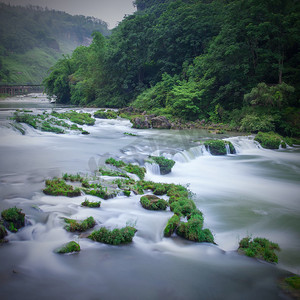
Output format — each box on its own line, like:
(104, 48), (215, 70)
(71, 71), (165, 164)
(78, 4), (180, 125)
(0, 84), (43, 96)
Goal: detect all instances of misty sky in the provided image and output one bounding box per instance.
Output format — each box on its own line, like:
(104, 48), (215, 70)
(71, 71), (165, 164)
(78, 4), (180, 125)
(0, 0), (136, 28)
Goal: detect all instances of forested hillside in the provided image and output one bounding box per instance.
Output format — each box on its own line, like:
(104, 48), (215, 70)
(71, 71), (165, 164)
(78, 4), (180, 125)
(43, 0), (300, 136)
(0, 3), (110, 84)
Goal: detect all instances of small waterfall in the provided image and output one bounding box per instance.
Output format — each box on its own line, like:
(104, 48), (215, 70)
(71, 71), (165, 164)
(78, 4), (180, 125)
(225, 143), (230, 155)
(225, 136), (260, 154)
(172, 145), (211, 162)
(145, 162), (160, 175)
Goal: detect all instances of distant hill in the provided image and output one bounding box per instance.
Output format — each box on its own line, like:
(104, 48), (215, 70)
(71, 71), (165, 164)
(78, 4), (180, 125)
(0, 3), (111, 84)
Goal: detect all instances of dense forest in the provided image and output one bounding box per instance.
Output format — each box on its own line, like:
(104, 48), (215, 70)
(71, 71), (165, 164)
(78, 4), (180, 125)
(43, 0), (299, 136)
(0, 3), (110, 84)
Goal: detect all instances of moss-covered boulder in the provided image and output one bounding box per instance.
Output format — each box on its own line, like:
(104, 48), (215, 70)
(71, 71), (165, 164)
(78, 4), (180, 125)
(238, 236), (280, 263)
(164, 214), (180, 237)
(140, 195), (168, 210)
(204, 139), (236, 155)
(64, 216), (96, 232)
(1, 207), (25, 232)
(88, 226), (137, 245)
(254, 131), (282, 149)
(169, 197), (196, 217)
(0, 224), (8, 240)
(148, 156), (175, 175)
(55, 241), (81, 254)
(279, 275), (300, 299)
(81, 199), (101, 208)
(43, 178), (81, 197)
(94, 110), (118, 119)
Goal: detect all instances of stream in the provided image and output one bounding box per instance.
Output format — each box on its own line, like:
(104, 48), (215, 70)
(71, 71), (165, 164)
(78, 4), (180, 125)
(0, 95), (299, 300)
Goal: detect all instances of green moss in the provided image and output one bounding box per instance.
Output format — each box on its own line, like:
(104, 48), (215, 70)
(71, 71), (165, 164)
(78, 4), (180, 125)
(105, 158), (126, 168)
(1, 207), (25, 232)
(124, 164), (146, 180)
(169, 197), (196, 217)
(99, 167), (129, 178)
(88, 226), (137, 245)
(64, 216), (96, 232)
(124, 190), (131, 197)
(94, 110), (118, 119)
(0, 224), (8, 239)
(43, 178), (81, 197)
(123, 132), (138, 136)
(140, 195), (168, 210)
(56, 241), (81, 254)
(148, 156), (176, 175)
(84, 183), (116, 199)
(203, 139), (235, 155)
(62, 173), (85, 182)
(51, 110), (95, 126)
(285, 276), (300, 289)
(238, 236), (280, 263)
(254, 132), (282, 149)
(176, 211), (214, 243)
(164, 214), (180, 237)
(81, 130), (90, 135)
(81, 198), (101, 208)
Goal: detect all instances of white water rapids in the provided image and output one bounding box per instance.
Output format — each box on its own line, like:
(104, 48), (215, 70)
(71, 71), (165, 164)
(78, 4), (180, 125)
(0, 96), (299, 300)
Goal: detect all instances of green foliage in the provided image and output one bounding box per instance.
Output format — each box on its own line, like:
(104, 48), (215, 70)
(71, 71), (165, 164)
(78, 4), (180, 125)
(99, 167), (129, 178)
(240, 114), (275, 133)
(1, 207), (25, 232)
(124, 164), (146, 180)
(140, 195), (168, 210)
(238, 236), (280, 263)
(88, 226), (137, 245)
(164, 214), (180, 237)
(254, 132), (283, 149)
(123, 132), (138, 136)
(64, 216), (96, 232)
(81, 198), (101, 208)
(170, 197), (196, 217)
(51, 111), (95, 126)
(148, 156), (175, 175)
(56, 241), (81, 254)
(43, 178), (81, 197)
(62, 173), (85, 182)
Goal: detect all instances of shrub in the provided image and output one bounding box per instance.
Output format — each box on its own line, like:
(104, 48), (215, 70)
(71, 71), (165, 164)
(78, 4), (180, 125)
(149, 156), (176, 175)
(238, 236), (280, 263)
(43, 178), (81, 197)
(140, 195), (168, 210)
(240, 114), (275, 133)
(56, 241), (81, 254)
(1, 207), (25, 232)
(164, 214), (180, 237)
(81, 198), (101, 208)
(254, 132), (282, 149)
(88, 226), (137, 245)
(64, 216), (96, 232)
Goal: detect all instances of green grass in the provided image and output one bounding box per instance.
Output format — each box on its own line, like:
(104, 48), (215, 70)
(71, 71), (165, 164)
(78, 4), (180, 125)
(88, 226), (137, 245)
(254, 132), (282, 149)
(51, 110), (95, 126)
(64, 217), (96, 232)
(148, 156), (175, 175)
(1, 207), (25, 232)
(43, 178), (81, 197)
(140, 195), (168, 210)
(238, 236), (280, 263)
(81, 198), (101, 208)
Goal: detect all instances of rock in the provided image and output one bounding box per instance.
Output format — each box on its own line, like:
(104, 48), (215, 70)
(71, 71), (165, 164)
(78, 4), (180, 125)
(132, 117), (150, 129)
(151, 116), (171, 129)
(140, 194), (168, 210)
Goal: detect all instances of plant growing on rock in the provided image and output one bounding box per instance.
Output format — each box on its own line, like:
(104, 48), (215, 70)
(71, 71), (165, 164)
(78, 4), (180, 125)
(254, 131), (283, 149)
(148, 156), (175, 175)
(0, 223), (8, 240)
(204, 139), (235, 155)
(64, 216), (96, 232)
(94, 110), (118, 119)
(55, 241), (81, 254)
(164, 214), (180, 237)
(1, 207), (25, 232)
(81, 198), (101, 208)
(140, 195), (168, 210)
(88, 226), (137, 245)
(238, 236), (280, 263)
(43, 178), (81, 197)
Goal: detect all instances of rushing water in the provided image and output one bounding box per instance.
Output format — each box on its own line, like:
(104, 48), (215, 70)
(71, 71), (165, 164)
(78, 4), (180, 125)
(0, 95), (299, 300)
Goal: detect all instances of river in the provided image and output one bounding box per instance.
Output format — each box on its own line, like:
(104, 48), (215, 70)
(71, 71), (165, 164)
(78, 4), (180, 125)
(0, 95), (299, 300)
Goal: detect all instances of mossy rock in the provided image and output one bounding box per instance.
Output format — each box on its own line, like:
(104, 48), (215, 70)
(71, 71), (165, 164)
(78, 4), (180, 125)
(1, 207), (25, 232)
(43, 178), (81, 197)
(0, 224), (8, 239)
(204, 139), (235, 155)
(140, 195), (168, 210)
(279, 275), (300, 299)
(81, 199), (101, 208)
(148, 156), (175, 175)
(55, 241), (81, 254)
(238, 236), (280, 263)
(94, 110), (118, 119)
(169, 197), (196, 217)
(254, 131), (282, 149)
(164, 214), (180, 237)
(64, 216), (96, 232)
(88, 226), (137, 245)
